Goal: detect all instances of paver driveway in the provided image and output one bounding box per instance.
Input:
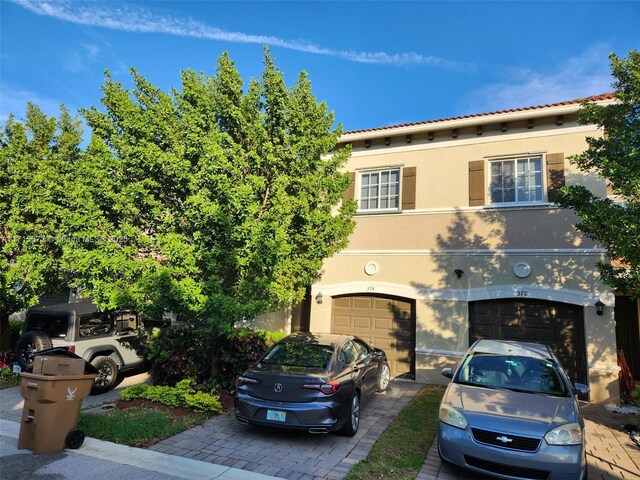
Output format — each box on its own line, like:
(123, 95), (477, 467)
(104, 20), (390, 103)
(149, 380), (422, 480)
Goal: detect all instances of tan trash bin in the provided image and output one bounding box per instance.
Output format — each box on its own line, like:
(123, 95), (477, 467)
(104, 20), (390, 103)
(18, 356), (97, 454)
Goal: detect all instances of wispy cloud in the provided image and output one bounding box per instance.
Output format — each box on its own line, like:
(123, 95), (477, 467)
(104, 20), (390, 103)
(0, 84), (69, 124)
(10, 0), (474, 71)
(465, 45), (614, 113)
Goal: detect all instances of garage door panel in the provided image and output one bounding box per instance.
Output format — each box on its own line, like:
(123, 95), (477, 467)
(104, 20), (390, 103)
(470, 299), (587, 387)
(332, 294), (415, 379)
(354, 316), (372, 329)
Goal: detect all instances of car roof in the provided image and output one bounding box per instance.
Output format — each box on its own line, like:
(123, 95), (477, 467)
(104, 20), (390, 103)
(282, 332), (356, 348)
(26, 300), (99, 316)
(470, 339), (553, 360)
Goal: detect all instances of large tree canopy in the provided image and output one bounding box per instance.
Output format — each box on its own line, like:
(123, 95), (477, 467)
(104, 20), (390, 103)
(0, 50), (355, 349)
(554, 51), (640, 298)
(0, 104), (84, 350)
(75, 49), (355, 323)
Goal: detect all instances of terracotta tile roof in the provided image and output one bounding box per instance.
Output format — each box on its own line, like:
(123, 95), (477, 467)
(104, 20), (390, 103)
(343, 93), (616, 135)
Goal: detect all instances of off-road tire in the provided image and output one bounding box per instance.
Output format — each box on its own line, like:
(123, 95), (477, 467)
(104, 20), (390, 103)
(90, 356), (119, 394)
(337, 392), (360, 437)
(16, 331), (53, 371)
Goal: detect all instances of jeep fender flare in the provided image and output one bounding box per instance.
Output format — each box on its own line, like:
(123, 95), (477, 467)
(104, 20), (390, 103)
(82, 347), (124, 367)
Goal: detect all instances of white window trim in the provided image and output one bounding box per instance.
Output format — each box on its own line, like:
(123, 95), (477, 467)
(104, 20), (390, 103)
(357, 167), (402, 213)
(487, 155), (546, 206)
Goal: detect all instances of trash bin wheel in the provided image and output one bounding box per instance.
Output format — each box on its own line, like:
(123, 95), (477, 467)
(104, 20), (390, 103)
(65, 429), (85, 449)
(90, 356), (119, 394)
(16, 331), (53, 371)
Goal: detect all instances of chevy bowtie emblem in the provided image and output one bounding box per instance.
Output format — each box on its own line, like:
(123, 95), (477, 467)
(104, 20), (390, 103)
(274, 383), (283, 393)
(496, 435), (513, 443)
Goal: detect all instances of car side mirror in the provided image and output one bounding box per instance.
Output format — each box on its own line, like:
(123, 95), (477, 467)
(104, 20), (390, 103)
(573, 383), (590, 396)
(372, 348), (384, 357)
(442, 368), (453, 379)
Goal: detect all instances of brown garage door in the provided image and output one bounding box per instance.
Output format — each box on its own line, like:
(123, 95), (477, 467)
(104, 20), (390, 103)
(469, 299), (587, 386)
(331, 294), (415, 378)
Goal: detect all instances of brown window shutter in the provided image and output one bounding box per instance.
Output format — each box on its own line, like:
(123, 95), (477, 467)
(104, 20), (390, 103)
(546, 153), (565, 197)
(402, 166), (416, 210)
(343, 172), (356, 203)
(469, 160), (485, 206)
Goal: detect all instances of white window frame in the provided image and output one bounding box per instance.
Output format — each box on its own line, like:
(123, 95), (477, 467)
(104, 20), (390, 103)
(357, 168), (401, 212)
(489, 155), (544, 205)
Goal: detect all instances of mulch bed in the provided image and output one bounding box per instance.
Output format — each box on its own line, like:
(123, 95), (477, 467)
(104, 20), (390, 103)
(114, 390), (235, 420)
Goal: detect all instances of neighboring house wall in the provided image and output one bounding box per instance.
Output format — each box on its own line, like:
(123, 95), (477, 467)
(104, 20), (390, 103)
(308, 95), (619, 404)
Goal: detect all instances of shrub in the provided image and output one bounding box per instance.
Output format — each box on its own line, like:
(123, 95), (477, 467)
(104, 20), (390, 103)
(632, 386), (640, 408)
(147, 323), (274, 390)
(120, 379), (222, 414)
(9, 320), (23, 351)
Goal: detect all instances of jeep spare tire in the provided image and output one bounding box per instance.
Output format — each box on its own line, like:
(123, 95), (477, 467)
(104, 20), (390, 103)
(16, 331), (53, 371)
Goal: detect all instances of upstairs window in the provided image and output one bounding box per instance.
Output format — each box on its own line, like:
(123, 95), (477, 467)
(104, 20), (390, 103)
(359, 169), (400, 211)
(490, 156), (542, 204)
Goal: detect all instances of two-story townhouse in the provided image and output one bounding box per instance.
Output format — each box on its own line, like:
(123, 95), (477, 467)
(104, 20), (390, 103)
(290, 93), (625, 404)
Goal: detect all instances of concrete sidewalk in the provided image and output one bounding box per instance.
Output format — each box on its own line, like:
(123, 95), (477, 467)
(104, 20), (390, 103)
(0, 373), (280, 480)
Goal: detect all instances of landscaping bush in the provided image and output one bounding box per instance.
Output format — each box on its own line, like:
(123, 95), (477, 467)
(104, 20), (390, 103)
(120, 379), (222, 414)
(632, 386), (640, 408)
(9, 320), (23, 351)
(147, 323), (277, 390)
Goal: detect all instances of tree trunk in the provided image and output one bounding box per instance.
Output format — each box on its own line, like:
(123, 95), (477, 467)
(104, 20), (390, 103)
(0, 309), (11, 353)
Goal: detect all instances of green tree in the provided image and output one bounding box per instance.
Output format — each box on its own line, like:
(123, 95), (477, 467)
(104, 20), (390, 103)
(77, 48), (355, 324)
(0, 104), (84, 351)
(553, 51), (640, 298)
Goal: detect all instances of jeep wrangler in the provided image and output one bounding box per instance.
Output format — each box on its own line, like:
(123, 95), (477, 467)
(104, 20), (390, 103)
(15, 301), (149, 394)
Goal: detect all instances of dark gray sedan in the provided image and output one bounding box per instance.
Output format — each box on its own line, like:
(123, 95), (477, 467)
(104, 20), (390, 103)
(438, 339), (590, 480)
(234, 332), (390, 436)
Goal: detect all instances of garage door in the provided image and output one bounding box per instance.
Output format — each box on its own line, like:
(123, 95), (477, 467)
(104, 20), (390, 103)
(331, 294), (415, 378)
(469, 299), (587, 386)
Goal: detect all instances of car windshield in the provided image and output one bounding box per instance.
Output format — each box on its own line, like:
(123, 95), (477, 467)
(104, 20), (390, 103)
(263, 342), (334, 369)
(25, 313), (69, 338)
(454, 353), (568, 396)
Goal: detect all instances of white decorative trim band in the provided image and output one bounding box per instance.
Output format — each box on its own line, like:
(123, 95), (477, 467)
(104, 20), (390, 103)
(312, 281), (615, 306)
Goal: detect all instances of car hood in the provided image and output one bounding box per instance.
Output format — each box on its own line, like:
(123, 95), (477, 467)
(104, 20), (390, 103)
(444, 383), (578, 432)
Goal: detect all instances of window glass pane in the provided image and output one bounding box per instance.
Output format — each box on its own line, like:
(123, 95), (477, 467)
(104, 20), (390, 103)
(370, 173), (379, 185)
(391, 170), (400, 182)
(390, 197), (398, 208)
(380, 198), (388, 209)
(381, 171), (389, 183)
(381, 185), (388, 196)
(390, 184), (398, 196)
(491, 163), (502, 175)
(371, 186), (379, 197)
(361, 174), (369, 186)
(504, 188), (515, 202)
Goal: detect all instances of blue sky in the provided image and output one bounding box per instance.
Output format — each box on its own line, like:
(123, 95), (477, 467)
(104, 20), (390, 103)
(1, 1), (639, 133)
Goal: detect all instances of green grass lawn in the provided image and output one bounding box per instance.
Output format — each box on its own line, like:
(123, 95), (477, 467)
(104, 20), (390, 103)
(78, 406), (209, 447)
(345, 385), (445, 480)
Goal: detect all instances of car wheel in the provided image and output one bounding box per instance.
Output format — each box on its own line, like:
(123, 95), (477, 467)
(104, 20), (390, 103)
(377, 362), (390, 392)
(90, 356), (119, 394)
(16, 331), (53, 371)
(338, 393), (360, 436)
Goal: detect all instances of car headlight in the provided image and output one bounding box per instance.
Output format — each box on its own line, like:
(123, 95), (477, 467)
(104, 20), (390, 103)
(439, 404), (468, 429)
(544, 423), (583, 445)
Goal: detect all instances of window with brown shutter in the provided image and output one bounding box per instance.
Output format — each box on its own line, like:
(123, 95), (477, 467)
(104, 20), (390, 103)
(546, 153), (565, 198)
(401, 166), (416, 210)
(469, 160), (485, 206)
(343, 172), (356, 203)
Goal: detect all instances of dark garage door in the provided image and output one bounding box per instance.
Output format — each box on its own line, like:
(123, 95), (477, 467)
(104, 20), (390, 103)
(469, 299), (587, 386)
(331, 294), (415, 378)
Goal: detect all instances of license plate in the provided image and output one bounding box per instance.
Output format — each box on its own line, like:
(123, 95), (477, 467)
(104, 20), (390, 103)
(266, 409), (287, 422)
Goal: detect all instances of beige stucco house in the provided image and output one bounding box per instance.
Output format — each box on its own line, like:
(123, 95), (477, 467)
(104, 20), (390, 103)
(268, 93), (629, 404)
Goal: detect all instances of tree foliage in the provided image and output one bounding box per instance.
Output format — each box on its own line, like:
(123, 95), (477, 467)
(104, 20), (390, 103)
(0, 105), (84, 350)
(74, 48), (355, 323)
(553, 51), (640, 298)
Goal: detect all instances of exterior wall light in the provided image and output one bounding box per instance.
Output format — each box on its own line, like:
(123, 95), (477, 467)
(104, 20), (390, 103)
(454, 269), (464, 279)
(315, 292), (323, 305)
(595, 300), (605, 316)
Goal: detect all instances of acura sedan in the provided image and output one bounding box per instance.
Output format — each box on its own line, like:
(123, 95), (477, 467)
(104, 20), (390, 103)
(438, 339), (590, 480)
(234, 332), (390, 436)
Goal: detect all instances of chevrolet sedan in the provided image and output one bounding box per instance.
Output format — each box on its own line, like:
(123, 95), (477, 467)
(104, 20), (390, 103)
(438, 339), (590, 480)
(234, 332), (390, 436)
